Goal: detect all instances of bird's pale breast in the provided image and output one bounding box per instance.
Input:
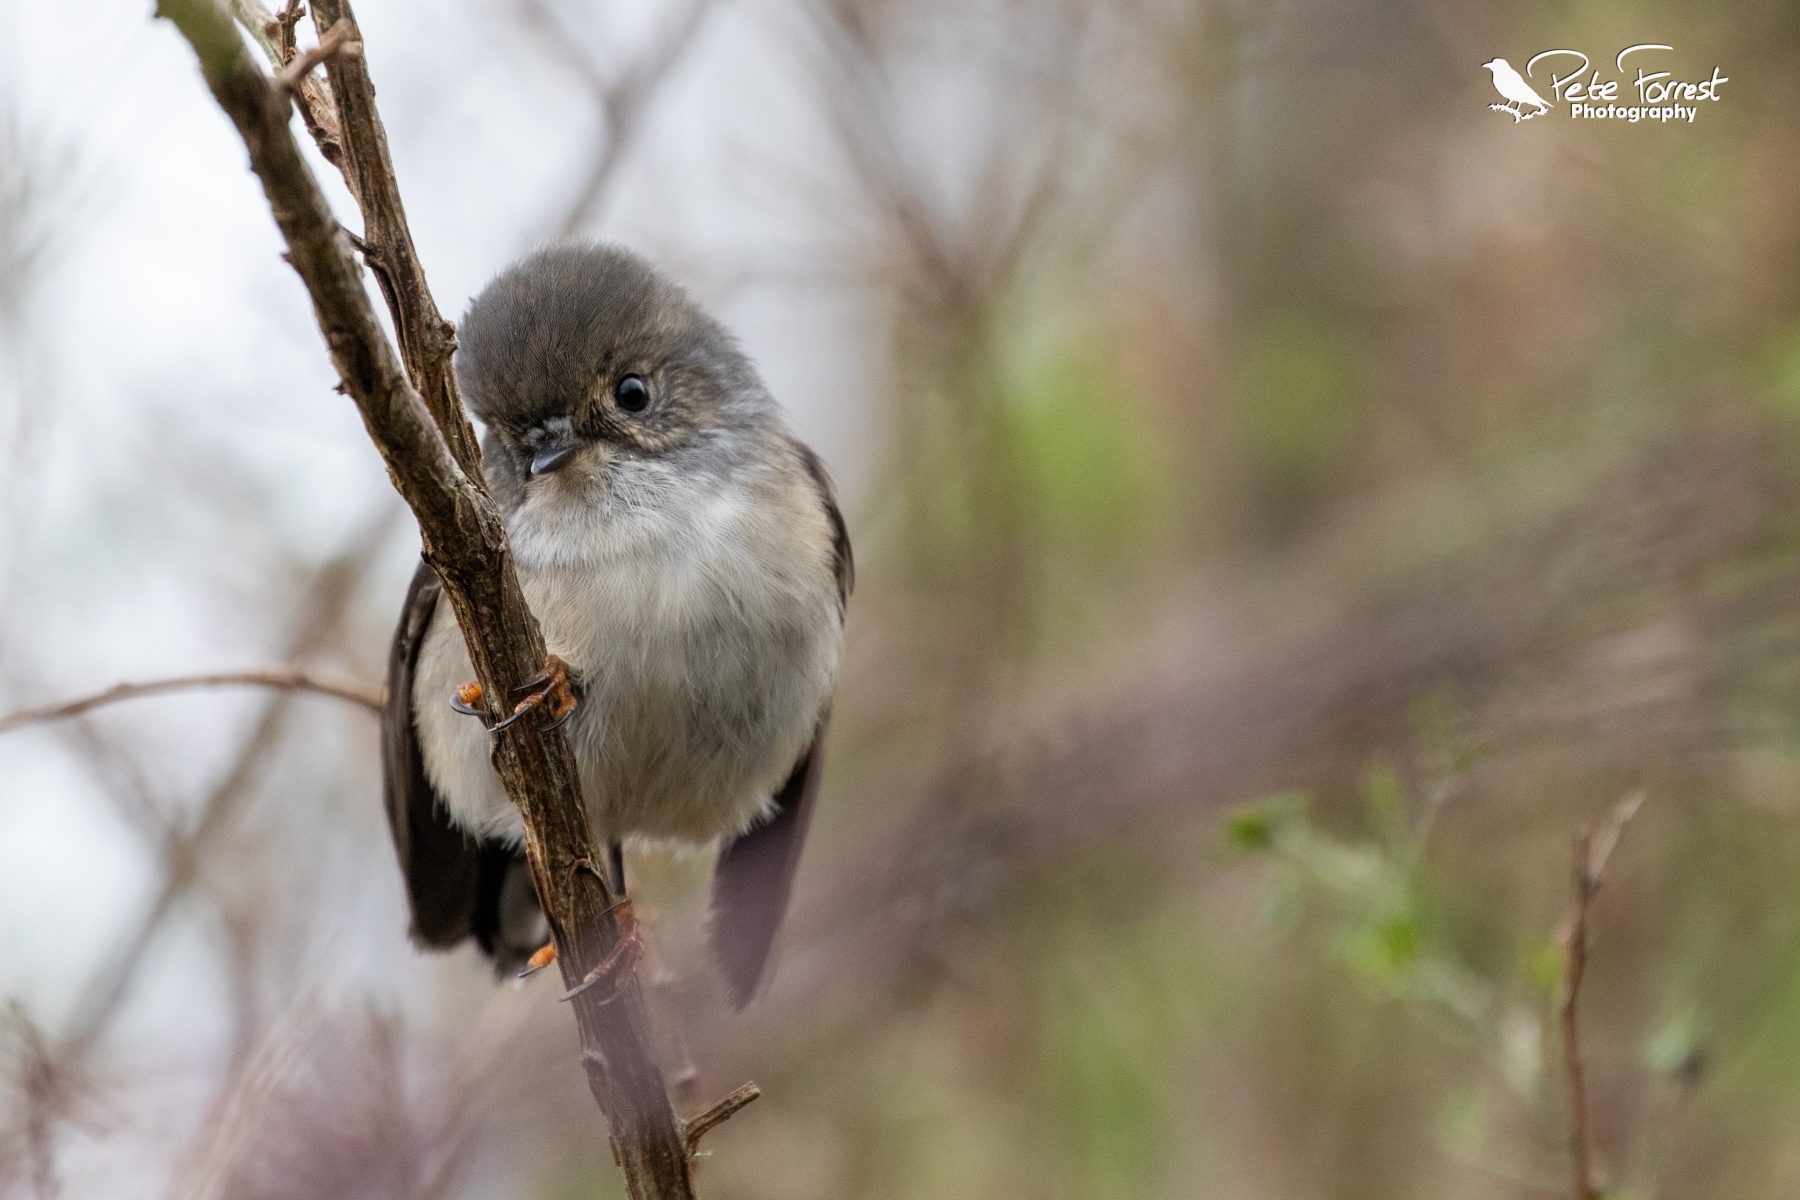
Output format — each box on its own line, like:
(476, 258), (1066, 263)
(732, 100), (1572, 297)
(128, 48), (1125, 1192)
(411, 453), (841, 847)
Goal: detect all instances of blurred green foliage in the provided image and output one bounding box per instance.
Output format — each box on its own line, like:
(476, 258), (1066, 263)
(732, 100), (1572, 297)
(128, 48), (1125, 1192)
(1007, 338), (1167, 565)
(1234, 311), (1362, 521)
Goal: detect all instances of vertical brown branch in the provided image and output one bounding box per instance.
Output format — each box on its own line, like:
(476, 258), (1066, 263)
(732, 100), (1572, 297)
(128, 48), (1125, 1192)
(1561, 828), (1601, 1200)
(304, 0), (481, 479)
(1558, 792), (1642, 1200)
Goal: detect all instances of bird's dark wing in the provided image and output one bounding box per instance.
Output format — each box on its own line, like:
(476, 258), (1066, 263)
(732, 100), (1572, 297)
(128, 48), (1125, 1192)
(708, 447), (853, 1008)
(798, 442), (854, 611)
(383, 560), (519, 952)
(709, 720), (828, 1008)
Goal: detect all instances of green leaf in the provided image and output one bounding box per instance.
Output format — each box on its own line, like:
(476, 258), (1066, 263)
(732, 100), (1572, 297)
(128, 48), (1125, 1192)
(1223, 790), (1309, 852)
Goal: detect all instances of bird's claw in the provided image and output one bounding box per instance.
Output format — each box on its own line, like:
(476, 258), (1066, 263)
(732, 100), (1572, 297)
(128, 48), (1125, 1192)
(451, 655), (580, 733)
(517, 941), (558, 980)
(560, 898), (640, 1004)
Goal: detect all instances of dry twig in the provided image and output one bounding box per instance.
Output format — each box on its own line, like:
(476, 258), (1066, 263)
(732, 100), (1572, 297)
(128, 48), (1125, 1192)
(510, 0), (719, 235)
(55, 510), (396, 1068)
(1559, 792), (1643, 1200)
(305, 0), (479, 474)
(228, 0), (345, 165)
(274, 17), (359, 94)
(152, 1), (725, 1194)
(680, 1082), (760, 1157)
(0, 668), (381, 735)
(2, 1004), (68, 1200)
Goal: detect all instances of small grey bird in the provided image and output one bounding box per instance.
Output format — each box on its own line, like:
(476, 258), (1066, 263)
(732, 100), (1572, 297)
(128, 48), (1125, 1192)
(381, 242), (851, 1006)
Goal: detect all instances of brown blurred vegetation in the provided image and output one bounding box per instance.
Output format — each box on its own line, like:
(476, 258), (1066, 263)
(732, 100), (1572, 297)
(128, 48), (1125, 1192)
(7, 0), (1800, 1197)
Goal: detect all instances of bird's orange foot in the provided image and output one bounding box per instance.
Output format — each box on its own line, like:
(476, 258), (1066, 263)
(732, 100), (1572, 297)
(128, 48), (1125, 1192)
(491, 654), (579, 733)
(560, 899), (640, 1005)
(518, 942), (558, 980)
(450, 656), (580, 732)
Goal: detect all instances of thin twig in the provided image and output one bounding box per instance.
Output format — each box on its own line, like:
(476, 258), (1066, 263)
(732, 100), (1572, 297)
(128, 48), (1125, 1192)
(0, 669), (382, 735)
(222, 0), (280, 61)
(307, 0), (480, 475)
(271, 0), (304, 62)
(55, 509), (399, 1062)
(680, 1082), (760, 1157)
(227, 0), (347, 172)
(1559, 792), (1643, 1200)
(274, 17), (359, 94)
(4, 1003), (65, 1200)
(507, 0), (719, 236)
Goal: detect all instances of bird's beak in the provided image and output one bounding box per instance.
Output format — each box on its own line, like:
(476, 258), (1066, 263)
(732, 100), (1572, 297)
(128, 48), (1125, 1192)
(528, 430), (581, 478)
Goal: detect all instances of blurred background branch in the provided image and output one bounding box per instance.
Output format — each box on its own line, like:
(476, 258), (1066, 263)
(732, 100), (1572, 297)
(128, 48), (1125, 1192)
(0, 669), (382, 736)
(510, 0), (720, 237)
(2, 0), (1800, 1198)
(1559, 793), (1642, 1200)
(52, 509), (399, 1067)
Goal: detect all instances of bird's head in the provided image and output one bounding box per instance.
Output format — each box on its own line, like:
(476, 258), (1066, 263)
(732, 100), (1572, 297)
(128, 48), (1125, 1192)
(1481, 58), (1506, 74)
(455, 242), (769, 509)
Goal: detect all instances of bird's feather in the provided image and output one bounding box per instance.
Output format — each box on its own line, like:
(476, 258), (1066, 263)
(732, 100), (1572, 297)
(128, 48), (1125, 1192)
(707, 457), (850, 1007)
(709, 719), (827, 1008)
(797, 442), (855, 611)
(382, 561), (529, 961)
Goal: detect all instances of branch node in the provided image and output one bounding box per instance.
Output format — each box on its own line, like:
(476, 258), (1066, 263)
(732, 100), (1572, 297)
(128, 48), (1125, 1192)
(271, 0), (306, 61)
(680, 1082), (761, 1157)
(276, 18), (360, 94)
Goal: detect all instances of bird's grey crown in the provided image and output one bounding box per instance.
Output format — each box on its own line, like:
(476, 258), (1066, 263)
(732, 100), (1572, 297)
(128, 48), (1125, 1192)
(454, 240), (766, 441)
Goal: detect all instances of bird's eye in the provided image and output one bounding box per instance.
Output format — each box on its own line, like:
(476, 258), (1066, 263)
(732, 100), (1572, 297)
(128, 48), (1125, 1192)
(614, 374), (650, 412)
